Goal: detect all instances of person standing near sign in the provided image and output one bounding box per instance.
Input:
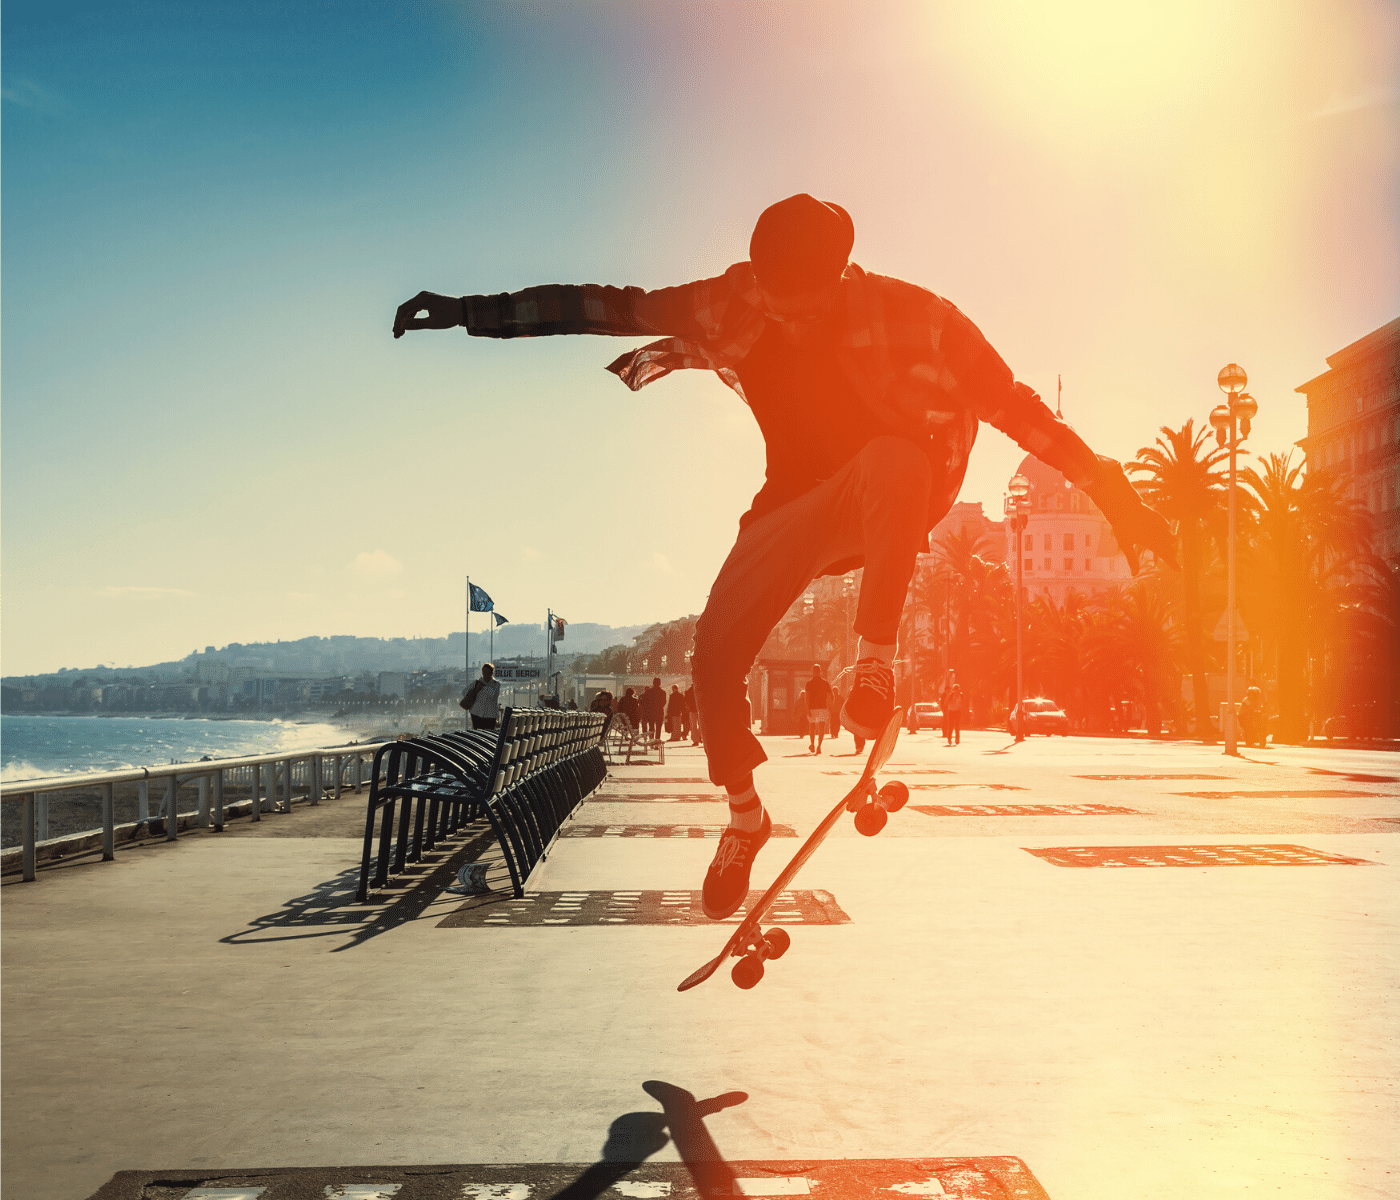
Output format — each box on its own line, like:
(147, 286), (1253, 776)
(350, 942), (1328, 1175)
(460, 663), (501, 731)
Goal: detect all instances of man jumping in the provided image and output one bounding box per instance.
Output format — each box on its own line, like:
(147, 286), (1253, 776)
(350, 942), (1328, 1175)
(393, 193), (1175, 921)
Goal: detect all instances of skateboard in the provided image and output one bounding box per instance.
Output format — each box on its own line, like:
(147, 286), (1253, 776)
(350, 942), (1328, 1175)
(678, 708), (908, 992)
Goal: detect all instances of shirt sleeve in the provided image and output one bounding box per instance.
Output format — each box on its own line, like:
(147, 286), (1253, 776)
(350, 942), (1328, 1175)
(462, 282), (708, 341)
(940, 305), (1103, 487)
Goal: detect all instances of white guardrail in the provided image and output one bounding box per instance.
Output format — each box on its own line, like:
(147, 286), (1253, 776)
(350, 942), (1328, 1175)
(0, 742), (390, 883)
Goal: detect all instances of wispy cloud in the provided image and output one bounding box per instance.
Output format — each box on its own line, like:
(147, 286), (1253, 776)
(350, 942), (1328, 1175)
(2, 78), (63, 113)
(1309, 85), (1398, 119)
(350, 549), (402, 579)
(521, 545), (542, 561)
(96, 586), (195, 599)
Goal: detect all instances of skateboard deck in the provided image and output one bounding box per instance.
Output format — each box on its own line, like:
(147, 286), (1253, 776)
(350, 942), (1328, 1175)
(678, 708), (907, 991)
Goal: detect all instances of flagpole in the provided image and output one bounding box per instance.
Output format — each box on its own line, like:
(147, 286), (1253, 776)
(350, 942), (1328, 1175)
(465, 575), (470, 683)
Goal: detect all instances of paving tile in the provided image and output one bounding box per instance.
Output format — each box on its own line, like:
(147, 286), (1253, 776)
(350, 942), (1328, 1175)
(1024, 843), (1382, 868)
(434, 889), (849, 927)
(84, 1158), (1049, 1200)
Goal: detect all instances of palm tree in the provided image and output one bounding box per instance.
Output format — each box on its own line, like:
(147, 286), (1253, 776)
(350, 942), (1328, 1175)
(1083, 574), (1184, 735)
(1128, 419), (1227, 738)
(930, 528), (1013, 722)
(1238, 453), (1370, 741)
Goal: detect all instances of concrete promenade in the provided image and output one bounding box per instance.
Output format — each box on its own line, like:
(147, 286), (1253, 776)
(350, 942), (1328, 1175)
(2, 729), (1397, 1200)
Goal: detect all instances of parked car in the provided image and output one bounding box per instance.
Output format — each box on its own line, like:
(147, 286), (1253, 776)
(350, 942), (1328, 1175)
(908, 701), (943, 731)
(1009, 698), (1070, 736)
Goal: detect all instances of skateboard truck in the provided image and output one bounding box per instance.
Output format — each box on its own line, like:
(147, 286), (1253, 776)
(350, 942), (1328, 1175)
(849, 779), (910, 836)
(678, 709), (907, 992)
(731, 927), (792, 989)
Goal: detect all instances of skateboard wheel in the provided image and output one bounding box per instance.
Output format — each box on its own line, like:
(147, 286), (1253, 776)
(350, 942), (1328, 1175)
(854, 802), (887, 836)
(763, 928), (791, 960)
(732, 955), (765, 989)
(877, 781), (909, 812)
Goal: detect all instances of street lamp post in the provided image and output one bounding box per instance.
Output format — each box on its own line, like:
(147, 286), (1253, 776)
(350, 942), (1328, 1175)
(802, 590), (816, 664)
(1209, 363), (1258, 757)
(1006, 473), (1032, 743)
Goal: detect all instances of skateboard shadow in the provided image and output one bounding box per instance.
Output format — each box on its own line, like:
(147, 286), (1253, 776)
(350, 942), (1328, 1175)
(546, 1081), (746, 1200)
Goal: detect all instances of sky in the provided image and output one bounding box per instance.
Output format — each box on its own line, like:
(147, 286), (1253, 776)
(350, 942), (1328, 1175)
(3, 0), (1397, 677)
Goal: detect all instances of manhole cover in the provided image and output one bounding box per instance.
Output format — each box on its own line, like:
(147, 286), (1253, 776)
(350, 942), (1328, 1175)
(564, 824), (798, 838)
(913, 804), (1140, 816)
(1025, 843), (1379, 868)
(436, 889), (849, 927)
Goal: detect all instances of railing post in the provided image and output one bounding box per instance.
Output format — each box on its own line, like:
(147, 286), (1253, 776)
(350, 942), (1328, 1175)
(165, 776), (178, 841)
(310, 755), (321, 806)
(354, 754), (362, 793)
(21, 793), (36, 882)
(213, 769), (225, 832)
(251, 763), (262, 822)
(283, 757), (294, 812)
(37, 793), (49, 842)
(333, 754), (343, 800)
(138, 780), (149, 822)
(102, 783), (115, 861)
(197, 775), (210, 828)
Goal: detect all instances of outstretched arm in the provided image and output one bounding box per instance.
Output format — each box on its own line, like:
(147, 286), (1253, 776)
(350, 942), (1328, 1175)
(940, 308), (1178, 573)
(393, 281), (707, 341)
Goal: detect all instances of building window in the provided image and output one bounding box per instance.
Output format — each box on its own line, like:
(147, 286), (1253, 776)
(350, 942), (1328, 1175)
(1024, 558), (1034, 572)
(1043, 534), (1052, 551)
(1085, 559), (1092, 571)
(1085, 534), (1092, 548)
(1043, 557), (1051, 570)
(1064, 557), (1074, 571)
(1063, 534), (1074, 550)
(1023, 534), (1032, 551)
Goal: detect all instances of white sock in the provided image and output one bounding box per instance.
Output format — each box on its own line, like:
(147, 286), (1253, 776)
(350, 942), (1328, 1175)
(725, 782), (765, 832)
(858, 638), (896, 665)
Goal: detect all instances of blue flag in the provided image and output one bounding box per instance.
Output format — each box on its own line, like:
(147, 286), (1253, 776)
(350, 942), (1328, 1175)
(493, 613), (509, 626)
(469, 583), (494, 613)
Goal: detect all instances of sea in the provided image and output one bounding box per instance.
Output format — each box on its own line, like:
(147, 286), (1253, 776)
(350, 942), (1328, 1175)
(0, 714), (349, 783)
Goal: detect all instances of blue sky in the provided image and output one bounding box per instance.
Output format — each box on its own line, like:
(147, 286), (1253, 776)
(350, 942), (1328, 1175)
(3, 0), (1397, 675)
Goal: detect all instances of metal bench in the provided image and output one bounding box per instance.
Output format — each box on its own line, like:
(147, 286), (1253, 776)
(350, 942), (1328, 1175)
(355, 708), (607, 901)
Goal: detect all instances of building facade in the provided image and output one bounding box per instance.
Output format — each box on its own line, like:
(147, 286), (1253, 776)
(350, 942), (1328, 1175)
(1004, 453), (1135, 606)
(1294, 316), (1400, 559)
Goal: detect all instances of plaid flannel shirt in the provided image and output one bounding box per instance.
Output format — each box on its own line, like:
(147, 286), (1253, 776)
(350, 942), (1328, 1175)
(462, 262), (1108, 521)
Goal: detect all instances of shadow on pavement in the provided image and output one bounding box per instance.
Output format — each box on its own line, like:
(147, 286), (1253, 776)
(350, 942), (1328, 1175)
(218, 824), (497, 952)
(548, 1082), (746, 1200)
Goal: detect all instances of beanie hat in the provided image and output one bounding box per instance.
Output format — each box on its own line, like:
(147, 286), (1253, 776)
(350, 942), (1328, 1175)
(749, 194), (854, 295)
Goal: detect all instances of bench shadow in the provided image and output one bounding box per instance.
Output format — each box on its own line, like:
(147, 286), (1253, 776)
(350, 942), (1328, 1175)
(547, 1081), (746, 1200)
(218, 822), (499, 952)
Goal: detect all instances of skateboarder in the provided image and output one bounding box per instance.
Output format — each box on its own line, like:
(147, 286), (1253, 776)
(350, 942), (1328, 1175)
(393, 193), (1175, 920)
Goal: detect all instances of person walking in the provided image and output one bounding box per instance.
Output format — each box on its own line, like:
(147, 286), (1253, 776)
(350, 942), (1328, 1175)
(459, 663), (501, 731)
(395, 192), (1175, 920)
(939, 671), (964, 746)
(805, 664), (832, 754)
(666, 685), (687, 741)
(685, 684), (701, 745)
(641, 677), (666, 740)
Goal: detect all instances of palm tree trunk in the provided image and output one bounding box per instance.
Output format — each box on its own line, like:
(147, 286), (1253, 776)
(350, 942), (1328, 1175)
(1182, 532), (1211, 740)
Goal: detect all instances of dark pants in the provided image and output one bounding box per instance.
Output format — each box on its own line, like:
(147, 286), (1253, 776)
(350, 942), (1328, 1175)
(943, 712), (961, 743)
(693, 436), (934, 787)
(471, 715), (497, 730)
